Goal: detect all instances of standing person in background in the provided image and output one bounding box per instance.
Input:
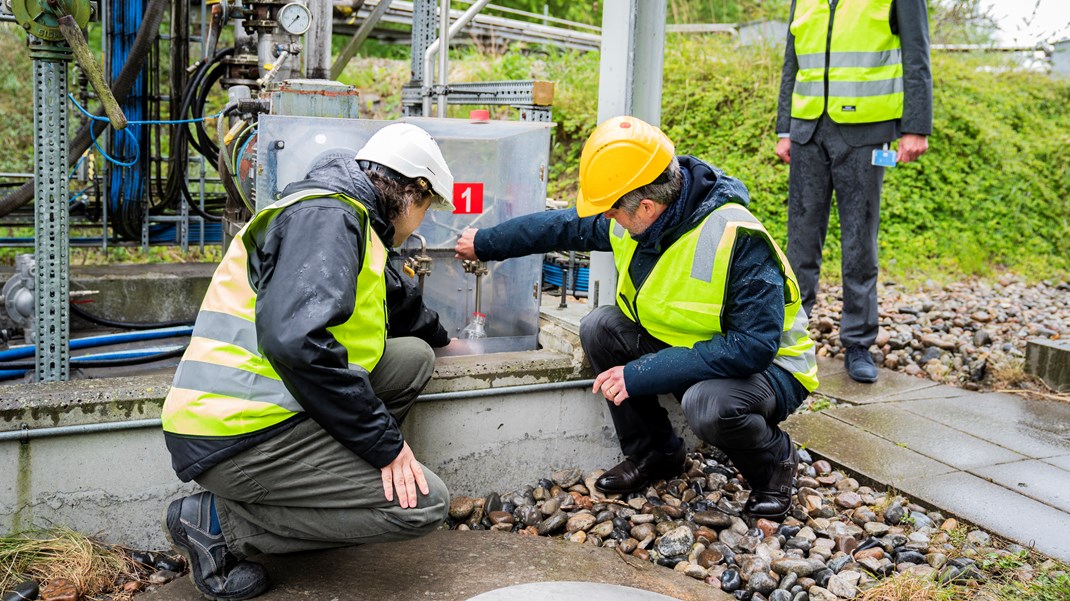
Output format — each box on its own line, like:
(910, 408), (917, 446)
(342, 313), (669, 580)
(776, 0), (932, 382)
(456, 116), (818, 522)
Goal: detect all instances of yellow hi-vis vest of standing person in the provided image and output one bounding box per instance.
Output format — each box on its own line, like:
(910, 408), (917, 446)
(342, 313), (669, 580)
(607, 203), (819, 392)
(790, 0), (903, 124)
(161, 189), (389, 439)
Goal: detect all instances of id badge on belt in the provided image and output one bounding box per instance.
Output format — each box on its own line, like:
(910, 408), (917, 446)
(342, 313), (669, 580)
(872, 143), (897, 168)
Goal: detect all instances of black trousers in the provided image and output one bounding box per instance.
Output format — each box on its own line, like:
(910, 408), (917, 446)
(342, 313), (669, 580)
(787, 116), (885, 348)
(579, 305), (792, 488)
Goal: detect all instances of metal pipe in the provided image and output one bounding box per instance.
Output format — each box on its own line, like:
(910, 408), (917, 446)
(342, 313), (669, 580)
(422, 0), (492, 116)
(0, 379), (597, 443)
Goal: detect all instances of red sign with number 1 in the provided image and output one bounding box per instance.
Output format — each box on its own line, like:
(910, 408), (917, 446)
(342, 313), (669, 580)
(453, 183), (484, 214)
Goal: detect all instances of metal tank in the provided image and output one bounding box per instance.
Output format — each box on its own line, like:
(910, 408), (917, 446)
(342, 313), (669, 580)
(254, 114), (552, 355)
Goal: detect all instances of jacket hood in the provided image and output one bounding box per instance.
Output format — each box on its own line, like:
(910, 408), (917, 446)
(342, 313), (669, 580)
(280, 155), (394, 243)
(658, 155), (751, 248)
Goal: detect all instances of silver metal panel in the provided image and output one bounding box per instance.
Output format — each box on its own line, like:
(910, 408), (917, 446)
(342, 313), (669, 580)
(254, 115), (552, 353)
(32, 59), (70, 381)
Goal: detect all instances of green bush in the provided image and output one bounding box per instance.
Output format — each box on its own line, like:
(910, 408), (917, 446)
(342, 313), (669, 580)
(433, 37), (1070, 281)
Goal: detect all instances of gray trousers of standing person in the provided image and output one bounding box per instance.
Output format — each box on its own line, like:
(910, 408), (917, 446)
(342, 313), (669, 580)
(580, 305), (792, 489)
(786, 115), (886, 349)
(193, 337), (449, 558)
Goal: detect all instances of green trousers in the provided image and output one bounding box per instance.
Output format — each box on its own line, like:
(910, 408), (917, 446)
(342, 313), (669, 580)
(194, 337), (449, 558)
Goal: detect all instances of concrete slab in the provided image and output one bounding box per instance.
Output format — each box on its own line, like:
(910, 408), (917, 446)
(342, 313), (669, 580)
(971, 460), (1070, 514)
(468, 582), (682, 601)
(1026, 338), (1070, 392)
(897, 394), (1070, 459)
(815, 355), (846, 377)
(828, 405), (1028, 470)
(145, 530), (732, 601)
(1044, 455), (1070, 471)
(783, 413), (957, 484)
(896, 471), (1070, 562)
(813, 365), (938, 405)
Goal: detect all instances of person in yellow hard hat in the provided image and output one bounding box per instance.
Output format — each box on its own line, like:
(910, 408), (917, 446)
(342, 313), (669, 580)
(455, 116), (819, 522)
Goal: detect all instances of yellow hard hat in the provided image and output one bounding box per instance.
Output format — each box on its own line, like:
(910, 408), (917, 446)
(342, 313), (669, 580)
(575, 116), (675, 218)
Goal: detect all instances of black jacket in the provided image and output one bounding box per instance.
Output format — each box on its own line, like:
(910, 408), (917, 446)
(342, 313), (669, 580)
(475, 156), (808, 420)
(166, 157), (448, 482)
(776, 0), (933, 145)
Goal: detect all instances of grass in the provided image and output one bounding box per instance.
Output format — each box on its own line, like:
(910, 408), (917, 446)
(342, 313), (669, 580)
(0, 527), (133, 599)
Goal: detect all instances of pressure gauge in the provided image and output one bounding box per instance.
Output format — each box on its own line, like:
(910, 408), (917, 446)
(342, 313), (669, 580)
(278, 2), (312, 36)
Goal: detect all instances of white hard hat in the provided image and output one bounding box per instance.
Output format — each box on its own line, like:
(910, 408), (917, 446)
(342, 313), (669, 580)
(355, 123), (454, 211)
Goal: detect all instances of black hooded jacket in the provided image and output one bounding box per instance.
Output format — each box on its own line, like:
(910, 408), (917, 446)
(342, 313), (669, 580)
(166, 157), (448, 482)
(474, 156), (808, 420)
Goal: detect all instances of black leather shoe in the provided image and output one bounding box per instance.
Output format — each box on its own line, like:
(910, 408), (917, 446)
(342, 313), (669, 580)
(845, 345), (878, 383)
(595, 443), (687, 495)
(743, 445), (799, 522)
(164, 492), (269, 601)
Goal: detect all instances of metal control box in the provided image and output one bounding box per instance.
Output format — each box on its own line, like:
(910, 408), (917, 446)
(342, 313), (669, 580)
(254, 115), (552, 355)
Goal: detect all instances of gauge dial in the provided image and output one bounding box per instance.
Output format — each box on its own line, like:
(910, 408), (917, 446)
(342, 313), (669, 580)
(278, 2), (312, 36)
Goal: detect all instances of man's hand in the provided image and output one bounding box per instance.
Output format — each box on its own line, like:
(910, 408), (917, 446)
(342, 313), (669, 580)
(381, 442), (430, 509)
(593, 366), (629, 406)
(454, 228), (479, 260)
(897, 134), (928, 164)
(775, 137), (791, 164)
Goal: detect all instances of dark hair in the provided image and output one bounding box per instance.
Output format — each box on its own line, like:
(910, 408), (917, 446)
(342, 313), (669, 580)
(613, 157), (683, 213)
(360, 162), (432, 222)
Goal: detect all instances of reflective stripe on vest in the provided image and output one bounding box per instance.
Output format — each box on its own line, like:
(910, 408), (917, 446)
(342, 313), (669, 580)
(608, 204), (818, 392)
(791, 0), (903, 124)
(162, 189), (388, 437)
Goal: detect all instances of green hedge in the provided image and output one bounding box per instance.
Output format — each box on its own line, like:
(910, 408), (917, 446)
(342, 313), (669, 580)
(434, 38), (1070, 280)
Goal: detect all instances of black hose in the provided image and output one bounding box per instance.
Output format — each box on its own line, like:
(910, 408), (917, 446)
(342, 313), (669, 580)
(69, 301), (194, 330)
(0, 345), (187, 369)
(0, 0), (167, 218)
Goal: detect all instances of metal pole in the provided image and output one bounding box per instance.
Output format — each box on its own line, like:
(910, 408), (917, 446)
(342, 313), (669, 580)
(32, 59), (71, 382)
(307, 0), (334, 79)
(422, 0), (492, 116)
(330, 0), (395, 80)
(436, 0), (450, 117)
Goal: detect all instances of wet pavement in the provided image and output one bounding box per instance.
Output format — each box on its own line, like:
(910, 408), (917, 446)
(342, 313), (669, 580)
(144, 530), (732, 601)
(785, 356), (1070, 562)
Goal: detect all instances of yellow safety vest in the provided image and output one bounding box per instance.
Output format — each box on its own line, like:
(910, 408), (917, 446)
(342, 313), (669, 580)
(162, 189), (389, 438)
(791, 0), (904, 124)
(608, 203), (819, 392)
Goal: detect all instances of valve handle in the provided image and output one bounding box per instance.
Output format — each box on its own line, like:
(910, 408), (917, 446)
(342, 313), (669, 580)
(57, 14), (127, 130)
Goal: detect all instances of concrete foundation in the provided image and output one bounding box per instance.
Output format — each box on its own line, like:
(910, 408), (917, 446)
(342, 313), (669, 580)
(0, 263), (214, 333)
(1026, 338), (1070, 392)
(0, 345), (696, 550)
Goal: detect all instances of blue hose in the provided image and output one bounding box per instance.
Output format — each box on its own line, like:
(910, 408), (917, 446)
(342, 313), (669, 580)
(0, 344), (187, 380)
(0, 326), (193, 362)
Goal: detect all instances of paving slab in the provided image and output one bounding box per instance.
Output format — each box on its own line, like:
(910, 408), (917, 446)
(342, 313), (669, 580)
(815, 355), (846, 377)
(145, 530), (731, 601)
(896, 471), (1070, 562)
(783, 413), (957, 484)
(812, 365), (939, 405)
(827, 404), (1028, 470)
(971, 460), (1070, 514)
(1044, 455), (1070, 471)
(468, 582), (682, 600)
(896, 394), (1070, 459)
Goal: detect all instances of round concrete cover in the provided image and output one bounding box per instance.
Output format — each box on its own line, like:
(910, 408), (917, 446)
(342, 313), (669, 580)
(465, 581), (683, 601)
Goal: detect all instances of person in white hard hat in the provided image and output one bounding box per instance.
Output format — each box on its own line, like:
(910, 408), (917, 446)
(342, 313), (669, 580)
(160, 123), (454, 601)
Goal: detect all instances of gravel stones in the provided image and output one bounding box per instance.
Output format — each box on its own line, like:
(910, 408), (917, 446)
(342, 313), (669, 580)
(447, 452), (1025, 597)
(809, 278), (1070, 390)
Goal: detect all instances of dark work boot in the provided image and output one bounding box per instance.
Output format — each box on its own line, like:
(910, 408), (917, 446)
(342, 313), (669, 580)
(845, 345), (878, 383)
(743, 444), (799, 522)
(595, 443), (687, 494)
(164, 492), (269, 601)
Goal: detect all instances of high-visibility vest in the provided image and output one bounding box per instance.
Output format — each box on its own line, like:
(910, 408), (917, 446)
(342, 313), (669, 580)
(608, 203), (819, 392)
(162, 189), (389, 438)
(791, 0), (903, 124)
